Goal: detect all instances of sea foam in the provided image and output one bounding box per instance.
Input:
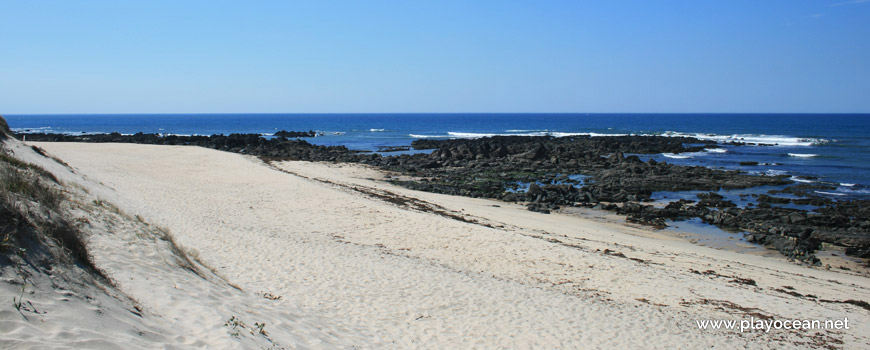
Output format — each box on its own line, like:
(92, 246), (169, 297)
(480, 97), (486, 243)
(409, 131), (632, 139)
(406, 130), (828, 147)
(815, 191), (847, 196)
(790, 176), (814, 183)
(663, 153), (692, 159)
(661, 131), (828, 147)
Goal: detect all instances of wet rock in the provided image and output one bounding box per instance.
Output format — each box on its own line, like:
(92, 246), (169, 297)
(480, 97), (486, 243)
(757, 194), (791, 204)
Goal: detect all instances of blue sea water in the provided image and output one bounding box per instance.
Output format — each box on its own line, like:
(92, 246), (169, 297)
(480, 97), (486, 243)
(6, 113), (870, 199)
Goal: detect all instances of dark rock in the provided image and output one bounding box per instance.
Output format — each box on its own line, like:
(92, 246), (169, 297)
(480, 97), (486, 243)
(274, 130), (319, 138)
(377, 145), (411, 152)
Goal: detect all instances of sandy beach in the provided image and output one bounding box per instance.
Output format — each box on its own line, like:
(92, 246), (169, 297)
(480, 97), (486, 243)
(0, 141), (857, 348)
(3, 0), (868, 347)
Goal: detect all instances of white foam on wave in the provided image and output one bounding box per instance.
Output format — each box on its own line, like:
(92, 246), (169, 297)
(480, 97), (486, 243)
(557, 132), (629, 137)
(409, 134), (448, 138)
(837, 186), (869, 195)
(13, 129), (110, 136)
(661, 131), (828, 147)
(369, 128), (385, 132)
(840, 183), (856, 187)
(788, 153), (818, 158)
(448, 131), (551, 138)
(65, 131), (111, 136)
(409, 131), (632, 139)
(407, 131), (826, 148)
(11, 126), (52, 132)
(438, 130), (829, 147)
(548, 132), (587, 137)
(790, 176), (814, 183)
(766, 169), (788, 176)
(663, 153), (692, 159)
(815, 191), (847, 196)
(448, 132), (498, 138)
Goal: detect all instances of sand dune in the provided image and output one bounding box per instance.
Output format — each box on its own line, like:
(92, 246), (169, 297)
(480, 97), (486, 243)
(4, 141), (869, 349)
(2, 138), (366, 349)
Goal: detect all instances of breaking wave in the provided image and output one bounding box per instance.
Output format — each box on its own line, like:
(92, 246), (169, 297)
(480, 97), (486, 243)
(405, 130), (828, 147)
(663, 153), (693, 159)
(661, 131), (828, 147)
(815, 191), (847, 196)
(790, 176), (814, 183)
(408, 131), (630, 139)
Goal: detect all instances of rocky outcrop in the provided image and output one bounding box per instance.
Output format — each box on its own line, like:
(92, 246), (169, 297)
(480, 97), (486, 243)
(274, 130), (319, 138)
(387, 135), (866, 262)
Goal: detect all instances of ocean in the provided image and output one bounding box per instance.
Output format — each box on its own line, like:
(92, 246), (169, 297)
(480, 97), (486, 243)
(5, 113), (869, 199)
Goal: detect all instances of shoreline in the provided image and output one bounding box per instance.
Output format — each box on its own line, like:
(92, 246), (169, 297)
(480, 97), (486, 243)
(15, 131), (870, 263)
(22, 141), (870, 348)
(273, 157), (869, 274)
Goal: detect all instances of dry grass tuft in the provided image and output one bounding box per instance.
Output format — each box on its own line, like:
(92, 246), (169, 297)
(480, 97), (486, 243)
(0, 144), (102, 277)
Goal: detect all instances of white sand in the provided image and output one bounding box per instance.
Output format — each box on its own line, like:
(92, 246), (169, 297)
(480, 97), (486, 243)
(2, 139), (366, 349)
(6, 141), (870, 348)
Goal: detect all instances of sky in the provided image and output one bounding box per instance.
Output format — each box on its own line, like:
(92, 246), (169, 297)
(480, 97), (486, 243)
(1, 0), (869, 114)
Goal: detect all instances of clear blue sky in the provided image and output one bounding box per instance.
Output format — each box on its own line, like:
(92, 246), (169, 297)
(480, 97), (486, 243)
(1, 0), (868, 113)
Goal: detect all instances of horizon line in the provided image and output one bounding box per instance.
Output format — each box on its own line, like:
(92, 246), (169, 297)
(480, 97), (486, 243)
(4, 112), (870, 116)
